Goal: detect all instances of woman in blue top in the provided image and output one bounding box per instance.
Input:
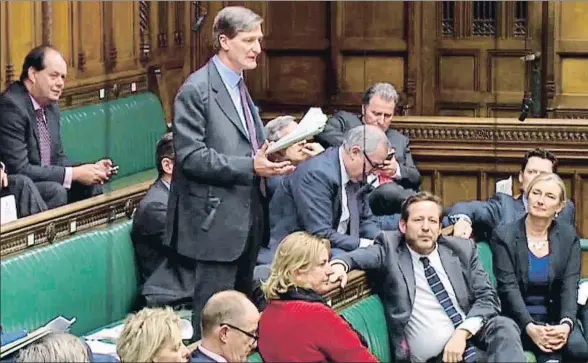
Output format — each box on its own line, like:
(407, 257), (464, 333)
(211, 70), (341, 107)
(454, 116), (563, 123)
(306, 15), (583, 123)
(491, 172), (588, 363)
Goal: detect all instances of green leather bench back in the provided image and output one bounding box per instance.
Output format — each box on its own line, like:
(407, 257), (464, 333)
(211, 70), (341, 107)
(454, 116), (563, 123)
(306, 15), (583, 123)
(60, 93), (166, 190)
(476, 242), (496, 287)
(0, 221), (137, 336)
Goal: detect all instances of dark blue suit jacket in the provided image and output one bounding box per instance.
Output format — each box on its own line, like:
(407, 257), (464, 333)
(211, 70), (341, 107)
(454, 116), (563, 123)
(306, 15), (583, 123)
(258, 147), (380, 264)
(448, 192), (576, 241)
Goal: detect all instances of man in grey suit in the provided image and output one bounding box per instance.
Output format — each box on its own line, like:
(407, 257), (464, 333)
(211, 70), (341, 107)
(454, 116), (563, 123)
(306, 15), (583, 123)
(167, 6), (294, 339)
(330, 192), (526, 362)
(316, 83), (420, 231)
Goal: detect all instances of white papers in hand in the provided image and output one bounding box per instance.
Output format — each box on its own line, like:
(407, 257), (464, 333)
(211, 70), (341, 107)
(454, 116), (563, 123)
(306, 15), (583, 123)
(578, 281), (588, 305)
(266, 107), (328, 154)
(495, 176), (513, 196)
(1, 316), (76, 358)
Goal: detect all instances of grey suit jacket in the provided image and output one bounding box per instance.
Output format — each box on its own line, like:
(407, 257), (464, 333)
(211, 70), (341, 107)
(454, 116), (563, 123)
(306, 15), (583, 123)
(336, 231), (499, 361)
(315, 110), (421, 190)
(166, 60), (266, 262)
(0, 82), (73, 183)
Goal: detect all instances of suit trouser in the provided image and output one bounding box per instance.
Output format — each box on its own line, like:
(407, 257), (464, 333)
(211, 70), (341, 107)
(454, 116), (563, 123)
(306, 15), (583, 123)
(2, 174), (48, 218)
(190, 200), (265, 340)
(36, 181), (103, 209)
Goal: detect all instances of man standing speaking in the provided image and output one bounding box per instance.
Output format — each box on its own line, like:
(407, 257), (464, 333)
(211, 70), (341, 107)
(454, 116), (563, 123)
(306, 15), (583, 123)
(168, 6), (294, 339)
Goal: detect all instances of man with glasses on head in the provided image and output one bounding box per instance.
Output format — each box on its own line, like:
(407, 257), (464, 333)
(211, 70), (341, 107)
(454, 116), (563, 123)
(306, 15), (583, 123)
(257, 125), (387, 265)
(191, 290), (260, 363)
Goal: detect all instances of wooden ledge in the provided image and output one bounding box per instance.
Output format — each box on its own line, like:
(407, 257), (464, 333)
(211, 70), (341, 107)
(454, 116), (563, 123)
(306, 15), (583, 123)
(0, 181), (152, 257)
(324, 270), (371, 311)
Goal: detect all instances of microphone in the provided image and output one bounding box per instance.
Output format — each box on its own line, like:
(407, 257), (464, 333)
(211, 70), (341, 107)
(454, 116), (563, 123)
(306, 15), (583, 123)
(192, 15), (206, 32)
(518, 96), (533, 122)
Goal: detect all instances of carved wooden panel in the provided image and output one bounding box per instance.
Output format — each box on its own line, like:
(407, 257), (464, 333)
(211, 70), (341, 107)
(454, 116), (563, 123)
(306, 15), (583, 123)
(111, 1), (139, 72)
(4, 2), (41, 86)
(51, 1), (73, 78)
(421, 1), (543, 117)
(75, 1), (105, 77)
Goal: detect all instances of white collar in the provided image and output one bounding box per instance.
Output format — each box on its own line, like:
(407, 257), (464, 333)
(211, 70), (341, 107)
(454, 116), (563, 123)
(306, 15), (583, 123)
(338, 147), (351, 186)
(406, 243), (440, 264)
(197, 345), (227, 363)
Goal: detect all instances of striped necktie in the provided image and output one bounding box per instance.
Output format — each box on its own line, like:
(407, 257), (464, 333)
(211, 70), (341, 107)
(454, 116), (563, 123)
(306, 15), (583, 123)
(420, 256), (476, 362)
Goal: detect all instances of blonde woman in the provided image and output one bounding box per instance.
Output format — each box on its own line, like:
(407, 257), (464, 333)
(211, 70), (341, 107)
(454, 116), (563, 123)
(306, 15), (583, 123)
(116, 307), (190, 362)
(257, 231), (378, 362)
(491, 172), (588, 362)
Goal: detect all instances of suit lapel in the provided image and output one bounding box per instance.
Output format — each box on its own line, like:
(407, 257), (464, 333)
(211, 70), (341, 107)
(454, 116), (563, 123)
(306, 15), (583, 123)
(21, 90), (42, 156)
(438, 243), (469, 310)
(397, 243), (415, 305)
(208, 62), (250, 141)
(514, 217), (529, 287)
(547, 224), (561, 291)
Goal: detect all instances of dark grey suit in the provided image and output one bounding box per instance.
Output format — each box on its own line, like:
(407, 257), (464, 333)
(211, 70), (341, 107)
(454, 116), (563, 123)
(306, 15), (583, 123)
(0, 82), (101, 208)
(131, 178), (170, 283)
(448, 193), (576, 241)
(315, 110), (420, 190)
(335, 231), (525, 362)
(257, 147), (380, 265)
(1, 174), (47, 218)
(167, 60), (266, 339)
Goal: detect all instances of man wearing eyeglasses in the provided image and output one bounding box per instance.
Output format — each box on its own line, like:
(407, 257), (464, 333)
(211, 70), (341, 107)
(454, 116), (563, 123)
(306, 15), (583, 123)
(191, 290), (260, 363)
(257, 125), (387, 265)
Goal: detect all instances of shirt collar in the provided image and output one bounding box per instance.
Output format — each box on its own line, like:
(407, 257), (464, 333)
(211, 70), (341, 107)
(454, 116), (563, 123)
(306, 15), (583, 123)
(29, 94), (42, 111)
(522, 193), (529, 212)
(161, 179), (170, 190)
(406, 242), (439, 264)
(338, 147), (351, 186)
(212, 54), (243, 89)
(197, 345), (227, 363)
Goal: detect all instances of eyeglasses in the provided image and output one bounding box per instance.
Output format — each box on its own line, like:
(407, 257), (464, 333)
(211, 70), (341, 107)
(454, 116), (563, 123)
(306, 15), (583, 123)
(363, 151), (385, 172)
(221, 323), (259, 342)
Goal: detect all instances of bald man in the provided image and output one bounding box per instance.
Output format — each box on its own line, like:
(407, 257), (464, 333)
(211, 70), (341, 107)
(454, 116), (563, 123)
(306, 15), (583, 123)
(191, 291), (260, 362)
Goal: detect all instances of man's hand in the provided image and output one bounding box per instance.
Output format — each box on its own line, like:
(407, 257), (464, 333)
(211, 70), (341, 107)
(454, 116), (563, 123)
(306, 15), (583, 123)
(95, 159), (118, 177)
(526, 323), (554, 353)
(379, 156), (399, 178)
(453, 219), (473, 239)
(328, 262), (348, 288)
(73, 164), (109, 185)
(0, 163), (7, 189)
(443, 329), (469, 363)
(254, 142), (295, 177)
(301, 142), (325, 157)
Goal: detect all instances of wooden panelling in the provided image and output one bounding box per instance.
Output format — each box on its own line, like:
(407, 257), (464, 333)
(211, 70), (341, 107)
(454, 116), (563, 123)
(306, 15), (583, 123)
(1, 1), (197, 122)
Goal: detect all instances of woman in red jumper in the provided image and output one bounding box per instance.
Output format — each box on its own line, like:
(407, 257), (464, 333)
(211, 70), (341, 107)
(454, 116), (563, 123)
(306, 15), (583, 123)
(257, 231), (379, 362)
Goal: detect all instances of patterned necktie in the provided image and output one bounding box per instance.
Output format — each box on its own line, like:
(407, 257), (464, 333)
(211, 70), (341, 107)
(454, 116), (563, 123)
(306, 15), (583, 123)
(35, 108), (51, 165)
(238, 78), (259, 152)
(346, 182), (361, 238)
(420, 256), (476, 363)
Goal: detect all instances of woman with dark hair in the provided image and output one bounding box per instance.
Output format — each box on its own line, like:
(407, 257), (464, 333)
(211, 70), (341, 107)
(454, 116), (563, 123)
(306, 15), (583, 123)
(257, 231), (378, 362)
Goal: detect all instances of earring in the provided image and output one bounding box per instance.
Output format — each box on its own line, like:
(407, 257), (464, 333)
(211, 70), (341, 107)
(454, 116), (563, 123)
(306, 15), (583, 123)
(555, 212), (559, 218)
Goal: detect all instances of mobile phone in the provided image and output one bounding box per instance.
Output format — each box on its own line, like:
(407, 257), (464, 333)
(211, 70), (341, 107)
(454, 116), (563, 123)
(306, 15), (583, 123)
(110, 166), (120, 172)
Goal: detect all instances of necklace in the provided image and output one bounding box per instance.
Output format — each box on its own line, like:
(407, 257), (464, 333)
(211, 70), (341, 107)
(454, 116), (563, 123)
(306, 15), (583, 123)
(528, 236), (548, 251)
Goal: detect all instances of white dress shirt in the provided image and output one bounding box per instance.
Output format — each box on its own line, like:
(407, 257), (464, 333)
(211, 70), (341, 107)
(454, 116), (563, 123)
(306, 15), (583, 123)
(336, 148), (372, 248)
(405, 245), (482, 362)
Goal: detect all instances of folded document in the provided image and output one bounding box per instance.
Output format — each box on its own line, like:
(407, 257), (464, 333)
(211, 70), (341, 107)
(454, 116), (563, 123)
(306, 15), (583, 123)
(266, 107), (328, 154)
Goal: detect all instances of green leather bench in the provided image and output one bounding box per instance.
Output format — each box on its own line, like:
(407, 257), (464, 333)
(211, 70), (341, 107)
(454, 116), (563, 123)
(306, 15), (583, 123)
(0, 221), (137, 336)
(60, 92), (167, 192)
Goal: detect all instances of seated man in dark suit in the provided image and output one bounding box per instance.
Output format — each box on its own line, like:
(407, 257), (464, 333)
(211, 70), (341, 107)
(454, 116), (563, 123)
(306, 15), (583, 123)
(0, 45), (115, 210)
(316, 83), (420, 231)
(191, 290), (260, 363)
(264, 115), (324, 199)
(447, 148), (575, 241)
(131, 132), (174, 284)
(257, 125), (386, 265)
(330, 191), (526, 362)
(0, 161), (48, 219)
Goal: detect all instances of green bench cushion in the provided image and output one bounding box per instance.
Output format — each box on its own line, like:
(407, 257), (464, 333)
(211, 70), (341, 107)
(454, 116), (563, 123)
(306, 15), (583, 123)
(60, 93), (166, 191)
(581, 239), (588, 251)
(0, 221), (137, 336)
(476, 241), (496, 287)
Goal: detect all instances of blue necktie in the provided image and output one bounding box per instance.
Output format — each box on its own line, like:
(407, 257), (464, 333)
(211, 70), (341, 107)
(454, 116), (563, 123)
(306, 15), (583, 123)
(420, 256), (476, 362)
